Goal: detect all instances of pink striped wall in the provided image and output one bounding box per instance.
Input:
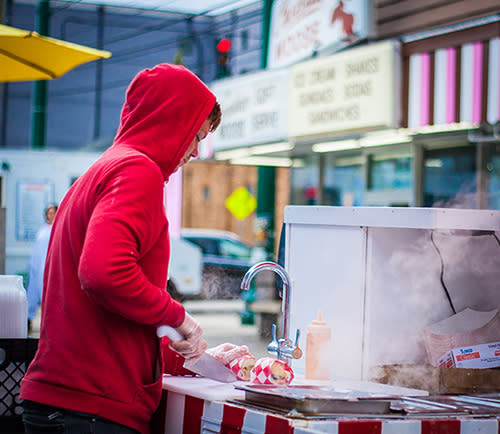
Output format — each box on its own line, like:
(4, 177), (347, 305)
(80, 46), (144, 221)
(472, 41), (483, 124)
(419, 53), (431, 127)
(408, 38), (499, 128)
(446, 47), (456, 124)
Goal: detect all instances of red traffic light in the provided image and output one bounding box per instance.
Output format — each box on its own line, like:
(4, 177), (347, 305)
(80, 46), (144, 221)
(217, 39), (231, 53)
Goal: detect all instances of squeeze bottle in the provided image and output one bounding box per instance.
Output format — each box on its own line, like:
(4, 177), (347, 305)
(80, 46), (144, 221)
(305, 310), (332, 380)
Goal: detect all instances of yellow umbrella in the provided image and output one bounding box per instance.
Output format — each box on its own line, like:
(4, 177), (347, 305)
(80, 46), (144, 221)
(0, 23), (111, 82)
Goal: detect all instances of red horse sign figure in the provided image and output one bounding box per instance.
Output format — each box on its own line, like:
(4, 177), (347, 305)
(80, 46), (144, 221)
(331, 1), (355, 40)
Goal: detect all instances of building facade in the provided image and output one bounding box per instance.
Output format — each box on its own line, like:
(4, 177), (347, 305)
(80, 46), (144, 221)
(210, 1), (500, 211)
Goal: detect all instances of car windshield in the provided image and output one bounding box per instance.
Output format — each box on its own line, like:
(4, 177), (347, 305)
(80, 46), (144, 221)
(187, 238), (218, 255)
(184, 236), (252, 259)
(219, 239), (252, 259)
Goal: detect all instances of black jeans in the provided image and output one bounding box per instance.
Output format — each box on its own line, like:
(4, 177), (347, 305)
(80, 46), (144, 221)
(22, 400), (140, 434)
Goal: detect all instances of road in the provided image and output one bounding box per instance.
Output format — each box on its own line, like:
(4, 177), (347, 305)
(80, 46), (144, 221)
(29, 299), (271, 360)
(185, 299), (270, 359)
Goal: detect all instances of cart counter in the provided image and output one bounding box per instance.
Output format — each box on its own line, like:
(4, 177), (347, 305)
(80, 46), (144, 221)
(160, 376), (500, 434)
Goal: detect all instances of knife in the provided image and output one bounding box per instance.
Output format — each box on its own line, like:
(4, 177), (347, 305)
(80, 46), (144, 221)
(157, 325), (237, 383)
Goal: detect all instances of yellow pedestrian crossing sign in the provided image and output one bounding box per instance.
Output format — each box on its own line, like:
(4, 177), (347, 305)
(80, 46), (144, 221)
(225, 187), (257, 220)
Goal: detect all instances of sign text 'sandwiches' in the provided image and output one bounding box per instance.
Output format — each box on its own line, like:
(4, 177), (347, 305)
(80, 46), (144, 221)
(289, 41), (400, 138)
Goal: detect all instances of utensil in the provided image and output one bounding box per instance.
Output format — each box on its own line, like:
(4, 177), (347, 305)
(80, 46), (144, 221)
(157, 325), (237, 383)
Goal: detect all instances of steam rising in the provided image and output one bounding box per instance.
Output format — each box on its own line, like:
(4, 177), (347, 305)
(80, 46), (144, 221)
(202, 268), (244, 299)
(367, 227), (500, 369)
(367, 225), (500, 388)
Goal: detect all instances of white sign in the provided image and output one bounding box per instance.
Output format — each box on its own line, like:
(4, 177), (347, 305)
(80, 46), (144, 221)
(16, 180), (54, 241)
(268, 0), (374, 69)
(289, 41), (400, 138)
(211, 69), (289, 150)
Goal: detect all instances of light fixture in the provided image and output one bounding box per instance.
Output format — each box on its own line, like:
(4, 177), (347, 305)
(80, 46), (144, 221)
(359, 129), (411, 147)
(214, 142), (294, 160)
(425, 158), (443, 168)
(312, 139), (359, 153)
(214, 147), (251, 160)
(250, 142), (294, 155)
(412, 122), (478, 135)
(291, 159), (305, 167)
(230, 156), (294, 167)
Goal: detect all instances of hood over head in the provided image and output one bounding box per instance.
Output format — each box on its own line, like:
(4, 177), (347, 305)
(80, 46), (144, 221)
(113, 64), (216, 180)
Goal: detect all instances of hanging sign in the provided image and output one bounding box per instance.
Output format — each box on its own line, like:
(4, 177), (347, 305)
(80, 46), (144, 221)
(211, 68), (289, 150)
(268, 0), (374, 69)
(289, 40), (400, 138)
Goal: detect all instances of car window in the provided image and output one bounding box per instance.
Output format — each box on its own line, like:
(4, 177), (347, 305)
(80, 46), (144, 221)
(219, 239), (252, 259)
(185, 237), (219, 255)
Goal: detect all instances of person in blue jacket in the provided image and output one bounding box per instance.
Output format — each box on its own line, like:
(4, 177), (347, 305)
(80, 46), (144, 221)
(26, 204), (57, 332)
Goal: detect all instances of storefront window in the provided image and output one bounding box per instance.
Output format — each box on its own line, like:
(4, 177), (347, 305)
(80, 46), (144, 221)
(370, 155), (412, 190)
(487, 143), (500, 210)
(290, 154), (319, 205)
(324, 155), (364, 206)
(423, 147), (476, 208)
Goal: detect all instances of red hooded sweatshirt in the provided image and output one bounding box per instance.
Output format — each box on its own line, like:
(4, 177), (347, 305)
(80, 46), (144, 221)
(20, 64), (216, 434)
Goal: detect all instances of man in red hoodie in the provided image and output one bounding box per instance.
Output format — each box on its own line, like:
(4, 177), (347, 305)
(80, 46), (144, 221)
(20, 64), (221, 434)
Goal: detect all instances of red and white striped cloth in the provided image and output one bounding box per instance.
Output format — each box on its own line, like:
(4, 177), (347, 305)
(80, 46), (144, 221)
(161, 390), (500, 434)
(250, 357), (294, 385)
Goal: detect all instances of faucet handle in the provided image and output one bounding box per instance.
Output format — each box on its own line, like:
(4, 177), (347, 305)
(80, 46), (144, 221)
(291, 328), (303, 359)
(267, 323), (279, 354)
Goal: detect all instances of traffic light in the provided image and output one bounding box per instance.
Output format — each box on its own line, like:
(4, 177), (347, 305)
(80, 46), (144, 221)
(216, 38), (231, 79)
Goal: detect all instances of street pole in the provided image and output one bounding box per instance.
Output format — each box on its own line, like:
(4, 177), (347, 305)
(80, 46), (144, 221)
(260, 0), (272, 71)
(0, 0), (8, 148)
(31, 0), (50, 149)
(93, 6), (105, 139)
(241, 0), (275, 325)
(256, 0), (275, 258)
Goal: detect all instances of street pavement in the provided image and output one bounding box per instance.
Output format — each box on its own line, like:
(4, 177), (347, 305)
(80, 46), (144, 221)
(185, 299), (270, 359)
(29, 299), (271, 360)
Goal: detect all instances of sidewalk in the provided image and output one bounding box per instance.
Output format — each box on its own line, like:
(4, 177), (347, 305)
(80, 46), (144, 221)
(184, 299), (245, 314)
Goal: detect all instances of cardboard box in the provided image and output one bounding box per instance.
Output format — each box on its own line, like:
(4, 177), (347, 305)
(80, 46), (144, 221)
(438, 341), (500, 369)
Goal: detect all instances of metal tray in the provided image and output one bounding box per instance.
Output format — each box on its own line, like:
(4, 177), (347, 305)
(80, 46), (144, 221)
(393, 395), (500, 415)
(235, 385), (393, 415)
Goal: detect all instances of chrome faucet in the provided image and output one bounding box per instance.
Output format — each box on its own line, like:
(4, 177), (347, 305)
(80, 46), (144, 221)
(241, 261), (302, 364)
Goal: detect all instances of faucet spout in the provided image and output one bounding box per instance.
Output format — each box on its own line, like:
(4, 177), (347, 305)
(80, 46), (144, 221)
(241, 261), (300, 363)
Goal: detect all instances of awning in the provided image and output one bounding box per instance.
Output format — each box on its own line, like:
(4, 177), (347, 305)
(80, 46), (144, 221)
(0, 24), (111, 82)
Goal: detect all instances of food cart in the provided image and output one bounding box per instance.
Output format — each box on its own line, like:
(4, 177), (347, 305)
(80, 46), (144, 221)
(160, 207), (500, 433)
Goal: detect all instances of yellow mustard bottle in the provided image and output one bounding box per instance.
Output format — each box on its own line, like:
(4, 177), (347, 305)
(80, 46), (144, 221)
(305, 310), (332, 380)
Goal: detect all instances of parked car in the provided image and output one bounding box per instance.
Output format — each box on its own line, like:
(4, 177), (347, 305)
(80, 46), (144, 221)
(180, 229), (254, 299)
(167, 237), (203, 301)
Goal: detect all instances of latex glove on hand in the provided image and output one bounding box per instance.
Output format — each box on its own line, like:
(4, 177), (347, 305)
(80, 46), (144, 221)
(206, 343), (252, 366)
(169, 313), (207, 360)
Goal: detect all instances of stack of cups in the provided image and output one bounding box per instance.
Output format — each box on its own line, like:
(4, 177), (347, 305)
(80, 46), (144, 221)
(0, 275), (28, 338)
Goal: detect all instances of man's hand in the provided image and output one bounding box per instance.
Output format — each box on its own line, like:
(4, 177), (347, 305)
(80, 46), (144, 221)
(169, 313), (207, 360)
(206, 343), (251, 365)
